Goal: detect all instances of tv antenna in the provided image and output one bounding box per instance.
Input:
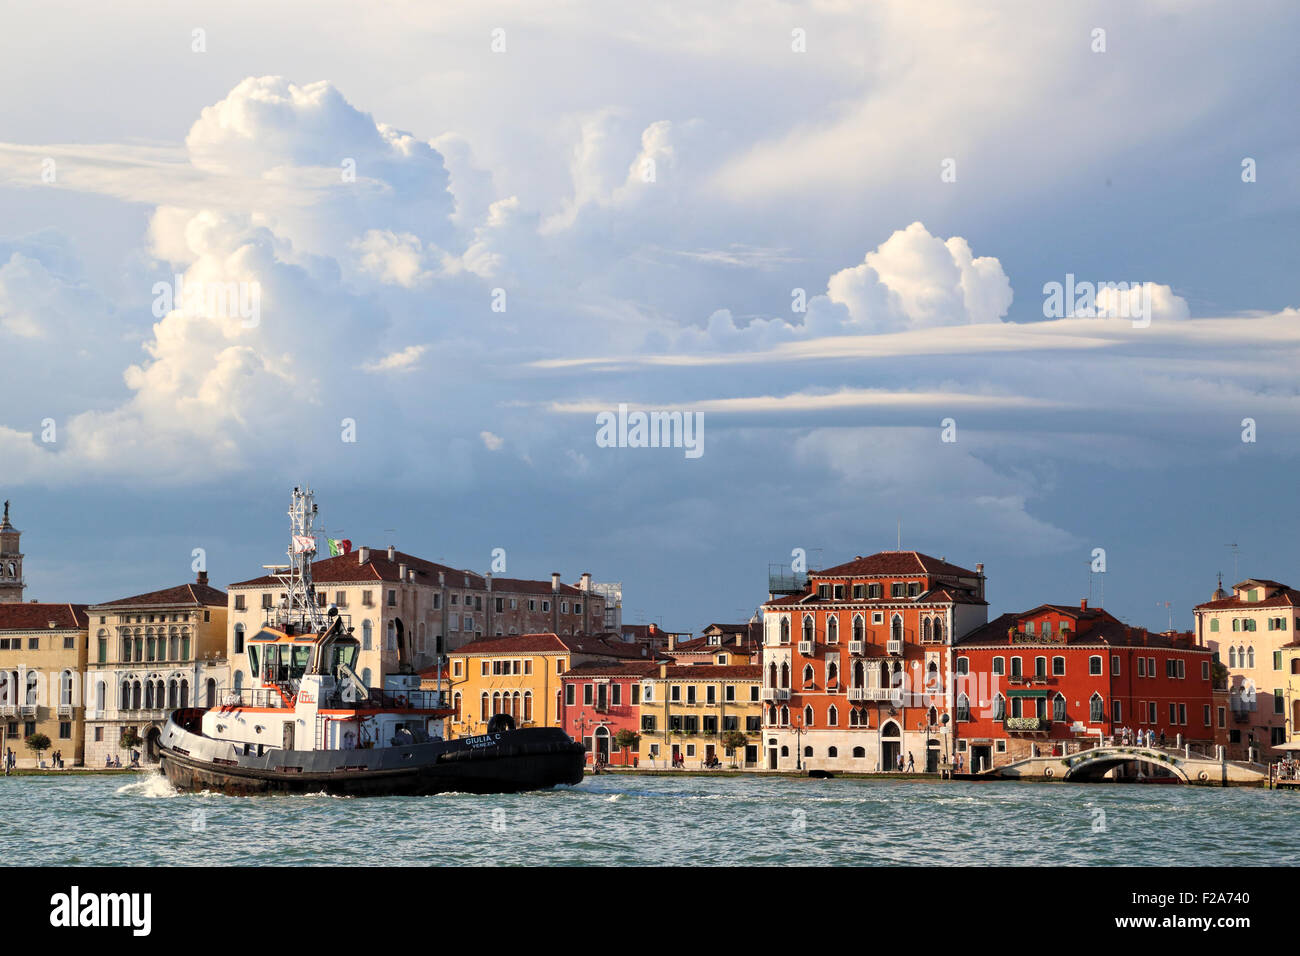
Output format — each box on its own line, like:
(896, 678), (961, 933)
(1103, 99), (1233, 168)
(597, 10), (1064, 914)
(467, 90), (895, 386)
(1225, 543), (1240, 581)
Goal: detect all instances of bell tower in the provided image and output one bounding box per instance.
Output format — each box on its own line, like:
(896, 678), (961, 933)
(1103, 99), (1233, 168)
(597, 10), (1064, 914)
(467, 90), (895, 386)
(0, 500), (25, 603)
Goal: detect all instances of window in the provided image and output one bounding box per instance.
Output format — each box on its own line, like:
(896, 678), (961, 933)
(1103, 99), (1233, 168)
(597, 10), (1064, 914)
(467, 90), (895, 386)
(1053, 694), (1066, 722)
(1088, 656), (1102, 676)
(1112, 700), (1121, 722)
(725, 685), (735, 702)
(906, 582), (920, 597)
(555, 658), (566, 674)
(872, 611), (883, 625)
(891, 583), (905, 598)
(1089, 694), (1104, 723)
(1034, 656), (1047, 678)
(992, 657), (1005, 676)
(1052, 656), (1065, 676)
(387, 590), (397, 607)
(956, 657), (969, 675)
(1112, 655), (1120, 676)
(1138, 656), (1146, 677)
(1275, 650), (1284, 670)
(992, 694), (1005, 721)
(234, 594), (246, 611)
(956, 694), (971, 721)
(1202, 661), (1210, 680)
(1275, 691), (1285, 715)
(261, 593), (273, 609)
(1203, 705), (1211, 726)
(565, 684), (576, 706)
(583, 684), (593, 705)
(1169, 703), (1177, 723)
(852, 585), (864, 599)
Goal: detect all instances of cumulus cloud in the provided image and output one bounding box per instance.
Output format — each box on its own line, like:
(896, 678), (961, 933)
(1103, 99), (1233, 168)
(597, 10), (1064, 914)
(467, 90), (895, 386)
(480, 431), (504, 451)
(362, 344), (429, 373)
(827, 222), (1013, 331)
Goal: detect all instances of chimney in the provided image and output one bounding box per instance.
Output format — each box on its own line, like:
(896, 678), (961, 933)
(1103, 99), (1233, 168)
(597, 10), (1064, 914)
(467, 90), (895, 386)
(358, 546), (370, 565)
(580, 572), (591, 592)
(668, 632), (676, 651)
(399, 563), (407, 582)
(551, 572), (561, 592)
(659, 661), (668, 679)
(387, 545), (396, 562)
(486, 573), (493, 591)
(196, 570), (208, 586)
(1080, 598), (1088, 611)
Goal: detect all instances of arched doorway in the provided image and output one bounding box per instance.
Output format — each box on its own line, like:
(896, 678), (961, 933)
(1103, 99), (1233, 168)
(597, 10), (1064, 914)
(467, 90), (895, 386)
(926, 737), (941, 773)
(594, 725), (610, 765)
(881, 720), (901, 771)
(144, 726), (162, 763)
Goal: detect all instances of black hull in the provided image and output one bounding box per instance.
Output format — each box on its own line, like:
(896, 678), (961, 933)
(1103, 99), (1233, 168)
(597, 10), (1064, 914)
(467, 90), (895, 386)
(158, 711), (585, 796)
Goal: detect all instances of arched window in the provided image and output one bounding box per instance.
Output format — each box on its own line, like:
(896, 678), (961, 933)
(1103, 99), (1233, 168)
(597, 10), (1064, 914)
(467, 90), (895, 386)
(827, 617), (839, 643)
(853, 660), (865, 687)
(387, 621), (397, 651)
(891, 614), (903, 642)
(234, 623), (245, 655)
(802, 663), (814, 685)
(927, 705), (938, 726)
(180, 678), (189, 708)
(802, 615), (814, 643)
(779, 706), (789, 726)
(922, 618), (931, 642)
(781, 746), (789, 757)
(1089, 693), (1104, 723)
(780, 662), (790, 688)
(803, 705), (814, 727)
(804, 746), (813, 758)
(852, 614), (864, 642)
(853, 746), (866, 758)
(361, 668), (372, 689)
(956, 693), (971, 721)
(1247, 647), (1255, 668)
(827, 660), (838, 685)
(1228, 646), (1237, 667)
(768, 662), (778, 687)
(96, 679), (106, 711)
(361, 619), (373, 650)
(205, 678), (216, 708)
(1053, 693), (1066, 722)
(524, 691), (533, 722)
(992, 694), (1006, 721)
(934, 618), (945, 642)
(480, 693), (489, 721)
(452, 691), (462, 716)
(132, 680), (142, 710)
(828, 746), (838, 758)
(120, 680), (131, 709)
(827, 705), (838, 727)
(779, 618), (790, 644)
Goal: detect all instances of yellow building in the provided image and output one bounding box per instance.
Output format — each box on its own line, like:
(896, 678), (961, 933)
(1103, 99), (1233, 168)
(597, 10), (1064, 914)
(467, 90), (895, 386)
(637, 662), (763, 769)
(445, 632), (649, 738)
(0, 603), (89, 767)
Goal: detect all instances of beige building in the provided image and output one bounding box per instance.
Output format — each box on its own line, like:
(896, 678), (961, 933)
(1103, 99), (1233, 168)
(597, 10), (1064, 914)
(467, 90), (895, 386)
(228, 547), (488, 691)
(1195, 576), (1300, 758)
(637, 662), (764, 768)
(84, 573), (229, 766)
(0, 602), (89, 767)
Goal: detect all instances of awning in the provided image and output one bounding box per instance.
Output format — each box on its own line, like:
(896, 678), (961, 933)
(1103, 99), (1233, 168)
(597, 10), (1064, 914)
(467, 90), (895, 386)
(1271, 740), (1300, 751)
(1006, 688), (1048, 698)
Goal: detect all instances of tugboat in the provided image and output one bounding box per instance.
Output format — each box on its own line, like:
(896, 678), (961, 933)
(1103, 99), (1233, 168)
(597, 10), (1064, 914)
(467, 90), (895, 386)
(158, 486), (585, 796)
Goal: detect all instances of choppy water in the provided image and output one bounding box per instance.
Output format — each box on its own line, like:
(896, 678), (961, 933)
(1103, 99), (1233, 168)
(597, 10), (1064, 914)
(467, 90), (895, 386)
(1, 771), (1291, 866)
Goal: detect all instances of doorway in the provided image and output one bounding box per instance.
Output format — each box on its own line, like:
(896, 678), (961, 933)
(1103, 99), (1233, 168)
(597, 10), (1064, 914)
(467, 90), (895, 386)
(594, 726), (610, 765)
(881, 720), (901, 770)
(970, 744), (992, 773)
(925, 738), (940, 773)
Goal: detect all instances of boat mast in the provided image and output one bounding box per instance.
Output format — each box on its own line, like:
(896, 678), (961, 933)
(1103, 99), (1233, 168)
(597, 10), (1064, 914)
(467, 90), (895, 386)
(272, 485), (325, 632)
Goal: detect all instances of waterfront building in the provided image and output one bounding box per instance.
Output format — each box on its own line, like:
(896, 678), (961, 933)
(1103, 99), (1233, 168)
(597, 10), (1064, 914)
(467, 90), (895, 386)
(483, 573), (607, 637)
(446, 632), (653, 739)
(637, 662), (763, 769)
(664, 627), (759, 666)
(954, 602), (1215, 771)
(0, 501), (26, 603)
(561, 660), (658, 766)
(760, 551), (989, 773)
(0, 602), (88, 767)
(227, 547), (486, 693)
(1194, 576), (1300, 758)
(83, 572), (227, 766)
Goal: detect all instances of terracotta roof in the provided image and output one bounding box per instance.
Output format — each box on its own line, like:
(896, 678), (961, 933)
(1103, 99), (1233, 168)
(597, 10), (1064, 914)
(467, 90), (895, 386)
(92, 582), (227, 609)
(956, 611), (1206, 651)
(764, 585), (985, 608)
(1195, 589), (1300, 611)
(562, 661), (661, 679)
(449, 633), (570, 656)
(656, 664), (762, 680)
(0, 603), (89, 631)
(230, 549), (483, 589)
(816, 551), (979, 579)
(488, 577), (592, 598)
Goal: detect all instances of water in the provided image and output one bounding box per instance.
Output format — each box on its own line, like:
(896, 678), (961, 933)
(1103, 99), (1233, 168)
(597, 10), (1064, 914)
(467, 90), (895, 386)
(1, 771), (1291, 866)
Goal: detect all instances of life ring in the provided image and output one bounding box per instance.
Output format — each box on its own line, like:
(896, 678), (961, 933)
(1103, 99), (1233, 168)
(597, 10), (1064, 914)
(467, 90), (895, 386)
(1198, 770), (1209, 782)
(1044, 767), (1054, 777)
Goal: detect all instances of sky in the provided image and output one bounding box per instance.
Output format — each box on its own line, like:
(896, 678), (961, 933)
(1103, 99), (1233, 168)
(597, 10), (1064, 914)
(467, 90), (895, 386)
(0, 0), (1296, 634)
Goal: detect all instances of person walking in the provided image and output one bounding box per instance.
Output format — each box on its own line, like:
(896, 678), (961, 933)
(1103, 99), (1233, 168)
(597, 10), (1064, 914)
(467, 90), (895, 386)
(906, 752), (915, 773)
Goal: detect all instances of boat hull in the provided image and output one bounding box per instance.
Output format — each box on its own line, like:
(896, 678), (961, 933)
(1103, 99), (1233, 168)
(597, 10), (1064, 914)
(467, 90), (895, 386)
(158, 710), (585, 796)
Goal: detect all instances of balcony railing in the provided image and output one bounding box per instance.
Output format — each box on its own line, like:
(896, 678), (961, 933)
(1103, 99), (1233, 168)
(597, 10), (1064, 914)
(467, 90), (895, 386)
(848, 640), (865, 655)
(1005, 716), (1049, 732)
(797, 641), (814, 655)
(848, 686), (897, 702)
(57, 704), (74, 718)
(887, 639), (904, 656)
(760, 687), (791, 702)
(0, 704), (16, 718)
(18, 704), (38, 718)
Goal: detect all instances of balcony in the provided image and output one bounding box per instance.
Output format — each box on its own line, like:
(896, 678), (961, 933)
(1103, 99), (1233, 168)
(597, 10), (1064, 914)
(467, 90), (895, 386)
(1005, 716), (1049, 733)
(57, 704), (74, 718)
(848, 640), (866, 655)
(0, 704), (16, 718)
(761, 687), (791, 702)
(18, 704), (38, 718)
(798, 641), (814, 655)
(887, 639), (904, 656)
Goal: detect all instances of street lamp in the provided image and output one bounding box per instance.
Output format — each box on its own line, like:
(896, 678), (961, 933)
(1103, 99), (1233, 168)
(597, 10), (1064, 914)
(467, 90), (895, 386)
(792, 713), (806, 771)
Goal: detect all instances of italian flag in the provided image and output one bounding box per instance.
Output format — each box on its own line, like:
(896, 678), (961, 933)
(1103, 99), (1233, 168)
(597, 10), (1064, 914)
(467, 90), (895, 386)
(328, 538), (353, 556)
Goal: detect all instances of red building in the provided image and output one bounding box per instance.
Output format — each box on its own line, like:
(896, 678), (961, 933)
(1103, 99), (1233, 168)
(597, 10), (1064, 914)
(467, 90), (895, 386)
(760, 551), (989, 773)
(561, 660), (658, 766)
(953, 601), (1215, 771)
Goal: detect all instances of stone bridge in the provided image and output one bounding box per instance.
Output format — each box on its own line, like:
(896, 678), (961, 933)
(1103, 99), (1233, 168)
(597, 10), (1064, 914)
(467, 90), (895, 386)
(995, 745), (1268, 786)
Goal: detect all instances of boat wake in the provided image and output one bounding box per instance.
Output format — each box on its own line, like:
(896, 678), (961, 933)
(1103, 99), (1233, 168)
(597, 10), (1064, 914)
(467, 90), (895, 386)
(116, 772), (181, 799)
